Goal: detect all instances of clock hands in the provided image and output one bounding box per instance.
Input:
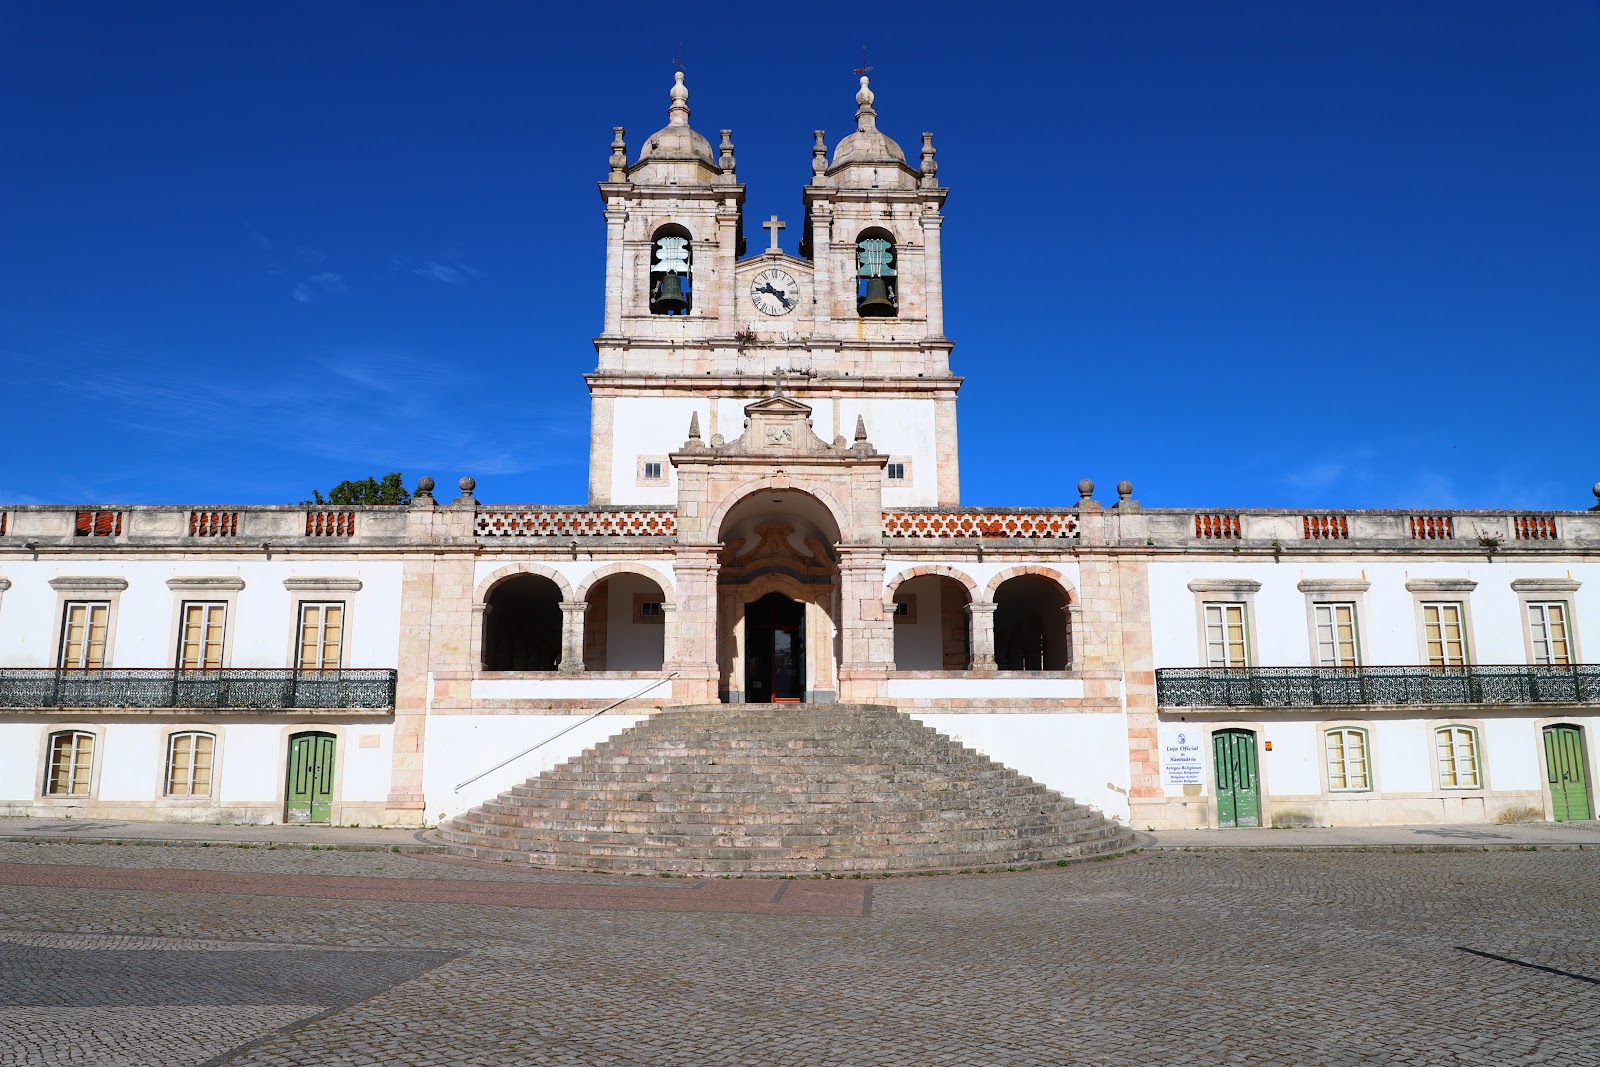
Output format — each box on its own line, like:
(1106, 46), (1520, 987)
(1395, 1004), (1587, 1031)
(756, 282), (793, 309)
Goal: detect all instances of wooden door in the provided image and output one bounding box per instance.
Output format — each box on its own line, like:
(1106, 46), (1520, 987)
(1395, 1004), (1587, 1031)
(285, 732), (336, 824)
(1544, 724), (1593, 822)
(1213, 729), (1261, 828)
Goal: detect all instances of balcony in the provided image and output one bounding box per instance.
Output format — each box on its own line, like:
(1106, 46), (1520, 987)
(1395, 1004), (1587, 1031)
(0, 669), (398, 711)
(1156, 664), (1600, 709)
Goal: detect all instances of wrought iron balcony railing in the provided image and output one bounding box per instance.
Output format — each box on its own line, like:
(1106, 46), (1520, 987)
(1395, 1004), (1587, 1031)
(0, 669), (398, 710)
(1156, 664), (1600, 709)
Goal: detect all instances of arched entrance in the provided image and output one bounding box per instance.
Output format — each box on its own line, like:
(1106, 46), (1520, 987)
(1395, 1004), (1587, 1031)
(716, 489), (842, 703)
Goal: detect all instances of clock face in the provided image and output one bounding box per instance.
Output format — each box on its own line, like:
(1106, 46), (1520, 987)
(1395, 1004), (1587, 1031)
(750, 268), (800, 316)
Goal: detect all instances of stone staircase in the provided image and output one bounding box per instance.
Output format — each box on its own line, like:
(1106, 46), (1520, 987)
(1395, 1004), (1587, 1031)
(438, 703), (1137, 874)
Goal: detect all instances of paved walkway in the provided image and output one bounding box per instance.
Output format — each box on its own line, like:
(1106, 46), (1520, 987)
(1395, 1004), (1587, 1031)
(3, 815), (1596, 857)
(2, 839), (1595, 1066)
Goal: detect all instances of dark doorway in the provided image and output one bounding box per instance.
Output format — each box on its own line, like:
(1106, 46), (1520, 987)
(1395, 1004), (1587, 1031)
(745, 593), (805, 702)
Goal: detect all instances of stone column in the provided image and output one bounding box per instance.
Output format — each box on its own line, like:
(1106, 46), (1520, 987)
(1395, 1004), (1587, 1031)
(1067, 602), (1084, 671)
(558, 602), (587, 674)
(835, 545), (889, 703)
(967, 601), (998, 669)
(666, 546), (721, 704)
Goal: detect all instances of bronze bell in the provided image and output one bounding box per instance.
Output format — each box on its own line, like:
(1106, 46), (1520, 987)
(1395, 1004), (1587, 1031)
(652, 273), (689, 314)
(858, 276), (896, 317)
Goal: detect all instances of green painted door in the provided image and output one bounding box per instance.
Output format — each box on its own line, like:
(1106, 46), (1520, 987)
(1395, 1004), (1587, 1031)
(1544, 724), (1593, 822)
(1213, 729), (1261, 828)
(286, 732), (336, 824)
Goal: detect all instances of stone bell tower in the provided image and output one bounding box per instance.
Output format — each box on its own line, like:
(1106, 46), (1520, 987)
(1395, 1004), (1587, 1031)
(588, 74), (959, 509)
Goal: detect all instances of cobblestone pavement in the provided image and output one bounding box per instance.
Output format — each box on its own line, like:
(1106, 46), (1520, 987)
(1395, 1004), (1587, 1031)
(1, 841), (1596, 1066)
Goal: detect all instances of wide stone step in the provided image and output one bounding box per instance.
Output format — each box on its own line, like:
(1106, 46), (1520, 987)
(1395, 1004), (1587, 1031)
(443, 702), (1136, 875)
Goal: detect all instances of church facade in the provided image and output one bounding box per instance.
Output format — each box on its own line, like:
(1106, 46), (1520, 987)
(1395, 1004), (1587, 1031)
(1, 75), (1597, 835)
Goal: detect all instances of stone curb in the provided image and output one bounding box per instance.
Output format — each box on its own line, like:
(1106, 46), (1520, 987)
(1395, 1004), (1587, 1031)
(1147, 842), (1599, 853)
(0, 831), (446, 855)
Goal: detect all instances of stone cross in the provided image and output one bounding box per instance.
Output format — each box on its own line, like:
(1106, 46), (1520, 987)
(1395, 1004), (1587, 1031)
(763, 215), (786, 252)
(773, 367), (786, 395)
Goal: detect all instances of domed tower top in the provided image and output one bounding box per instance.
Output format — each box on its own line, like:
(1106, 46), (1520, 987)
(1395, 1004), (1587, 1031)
(633, 72), (717, 173)
(830, 77), (907, 168)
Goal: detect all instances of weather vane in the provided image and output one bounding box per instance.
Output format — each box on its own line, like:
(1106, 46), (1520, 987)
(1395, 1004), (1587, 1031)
(854, 45), (872, 75)
(673, 42), (684, 73)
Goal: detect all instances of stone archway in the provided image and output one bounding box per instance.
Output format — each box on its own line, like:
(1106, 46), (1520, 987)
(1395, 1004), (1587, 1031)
(715, 490), (843, 703)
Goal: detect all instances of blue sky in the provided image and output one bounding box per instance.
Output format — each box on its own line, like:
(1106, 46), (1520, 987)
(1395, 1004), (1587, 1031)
(3, 2), (1597, 510)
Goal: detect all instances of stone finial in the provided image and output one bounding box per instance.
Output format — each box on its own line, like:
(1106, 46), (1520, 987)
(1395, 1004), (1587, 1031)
(1078, 479), (1095, 500)
(718, 129), (735, 174)
(682, 411), (706, 452)
(454, 475), (478, 506)
(609, 126), (627, 181)
(1592, 482), (1600, 511)
(919, 132), (938, 188)
(855, 76), (877, 131)
(854, 414), (868, 442)
(412, 475), (436, 507)
(812, 130), (828, 178)
(1117, 480), (1133, 501)
(668, 71), (690, 127)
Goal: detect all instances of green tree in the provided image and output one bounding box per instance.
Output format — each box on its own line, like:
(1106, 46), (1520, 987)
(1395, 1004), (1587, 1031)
(302, 472), (411, 506)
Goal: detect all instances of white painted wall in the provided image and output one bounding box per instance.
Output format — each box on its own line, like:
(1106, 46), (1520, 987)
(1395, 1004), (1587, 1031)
(424, 713), (647, 817)
(0, 719), (394, 814)
(1148, 559), (1600, 669)
(891, 574), (949, 669)
(911, 712), (1130, 822)
(0, 558), (403, 669)
(600, 572), (667, 670)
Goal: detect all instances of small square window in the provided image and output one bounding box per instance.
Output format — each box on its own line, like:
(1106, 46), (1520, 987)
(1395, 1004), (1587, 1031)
(886, 463), (906, 481)
(644, 462), (662, 480)
(891, 596), (916, 623)
(636, 456), (668, 486)
(633, 594), (665, 624)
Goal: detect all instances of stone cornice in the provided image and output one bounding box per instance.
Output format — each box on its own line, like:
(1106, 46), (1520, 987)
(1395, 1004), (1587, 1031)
(282, 577), (363, 592)
(1187, 579), (1263, 594)
(1510, 577), (1581, 593)
(48, 577), (128, 592)
(166, 577), (246, 591)
(1404, 578), (1478, 593)
(1296, 579), (1371, 593)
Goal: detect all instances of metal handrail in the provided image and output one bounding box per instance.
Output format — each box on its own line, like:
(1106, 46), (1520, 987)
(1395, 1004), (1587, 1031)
(1156, 663), (1600, 709)
(454, 671), (677, 792)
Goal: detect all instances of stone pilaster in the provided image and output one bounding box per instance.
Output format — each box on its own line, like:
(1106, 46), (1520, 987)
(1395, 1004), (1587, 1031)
(966, 601), (998, 669)
(666, 546), (721, 704)
(835, 545), (889, 702)
(387, 502), (476, 826)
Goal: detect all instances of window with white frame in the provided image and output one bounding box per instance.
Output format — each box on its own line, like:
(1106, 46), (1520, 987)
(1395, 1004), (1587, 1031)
(886, 462), (906, 481)
(58, 602), (110, 670)
(296, 602), (344, 671)
(1324, 727), (1371, 791)
(44, 730), (94, 797)
(1422, 603), (1468, 667)
(1313, 603), (1360, 667)
(177, 602), (226, 671)
(165, 731), (215, 796)
(1203, 603), (1249, 668)
(1435, 725), (1482, 789)
(1527, 602), (1572, 665)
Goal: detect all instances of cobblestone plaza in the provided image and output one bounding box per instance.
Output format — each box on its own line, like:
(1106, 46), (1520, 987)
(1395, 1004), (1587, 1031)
(2, 842), (1596, 1066)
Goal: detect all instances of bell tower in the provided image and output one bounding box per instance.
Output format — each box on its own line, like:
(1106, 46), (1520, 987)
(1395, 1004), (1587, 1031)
(588, 75), (959, 508)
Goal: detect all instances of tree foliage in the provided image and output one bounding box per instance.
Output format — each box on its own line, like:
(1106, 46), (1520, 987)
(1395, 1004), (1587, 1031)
(302, 472), (411, 506)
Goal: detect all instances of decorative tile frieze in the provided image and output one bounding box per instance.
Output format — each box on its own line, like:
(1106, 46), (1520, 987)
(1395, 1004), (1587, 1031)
(882, 511), (1078, 539)
(476, 508), (678, 537)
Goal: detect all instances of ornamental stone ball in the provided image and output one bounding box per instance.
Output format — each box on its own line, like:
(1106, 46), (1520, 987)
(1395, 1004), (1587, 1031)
(1592, 482), (1600, 510)
(1078, 479), (1095, 500)
(1117, 480), (1134, 501)
(459, 476), (475, 494)
(416, 476), (435, 494)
